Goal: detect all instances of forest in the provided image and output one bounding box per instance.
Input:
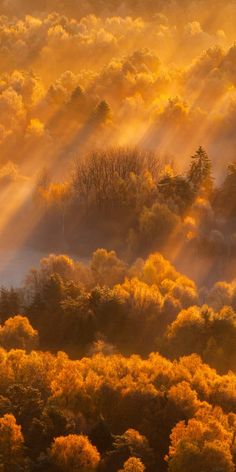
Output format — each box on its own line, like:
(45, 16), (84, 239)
(1, 0), (236, 471)
(0, 146), (236, 471)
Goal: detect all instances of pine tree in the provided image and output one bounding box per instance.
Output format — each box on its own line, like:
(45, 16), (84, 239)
(94, 100), (111, 123)
(188, 146), (213, 194)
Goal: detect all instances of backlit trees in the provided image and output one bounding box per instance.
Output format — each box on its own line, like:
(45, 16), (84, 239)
(164, 305), (236, 372)
(166, 412), (235, 472)
(119, 457), (145, 472)
(91, 249), (127, 287)
(50, 434), (100, 471)
(0, 315), (38, 351)
(188, 147), (213, 195)
(0, 414), (25, 472)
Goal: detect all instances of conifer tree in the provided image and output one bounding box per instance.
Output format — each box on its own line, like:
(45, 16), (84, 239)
(188, 146), (213, 194)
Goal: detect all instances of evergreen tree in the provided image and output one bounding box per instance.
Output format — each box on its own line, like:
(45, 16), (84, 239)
(188, 147), (213, 194)
(94, 100), (111, 124)
(215, 162), (236, 217)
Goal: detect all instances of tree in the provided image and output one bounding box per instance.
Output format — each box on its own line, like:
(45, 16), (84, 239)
(6, 384), (44, 432)
(28, 406), (70, 458)
(188, 147), (213, 195)
(0, 288), (20, 324)
(89, 416), (113, 454)
(90, 249), (127, 287)
(214, 162), (236, 218)
(73, 148), (160, 214)
(32, 274), (64, 349)
(119, 457), (145, 472)
(166, 415), (235, 472)
(163, 305), (236, 372)
(93, 101), (111, 124)
(164, 306), (207, 358)
(103, 429), (154, 472)
(0, 414), (25, 472)
(0, 315), (38, 351)
(158, 174), (194, 213)
(67, 86), (88, 120)
(138, 202), (179, 254)
(40, 182), (71, 238)
(89, 285), (125, 345)
(114, 429), (154, 466)
(40, 254), (75, 281)
(50, 434), (100, 471)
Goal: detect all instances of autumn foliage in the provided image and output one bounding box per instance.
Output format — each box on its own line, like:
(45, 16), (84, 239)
(0, 1), (236, 471)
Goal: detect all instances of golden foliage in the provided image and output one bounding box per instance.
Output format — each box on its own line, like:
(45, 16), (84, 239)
(50, 434), (100, 471)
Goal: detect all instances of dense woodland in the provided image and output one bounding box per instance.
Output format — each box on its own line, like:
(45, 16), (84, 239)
(1, 0), (236, 471)
(0, 147), (236, 471)
(32, 146), (236, 266)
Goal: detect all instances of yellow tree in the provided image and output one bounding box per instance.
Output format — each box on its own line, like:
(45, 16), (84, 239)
(166, 415), (235, 472)
(119, 457), (145, 472)
(50, 434), (100, 471)
(91, 249), (127, 287)
(0, 414), (25, 472)
(0, 315), (38, 351)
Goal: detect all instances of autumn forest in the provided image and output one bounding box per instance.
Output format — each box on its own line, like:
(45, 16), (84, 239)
(1, 1), (236, 471)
